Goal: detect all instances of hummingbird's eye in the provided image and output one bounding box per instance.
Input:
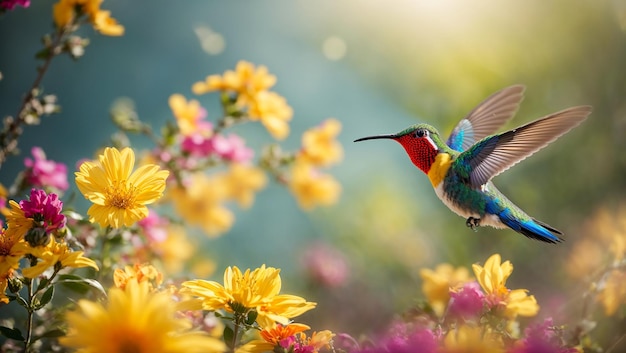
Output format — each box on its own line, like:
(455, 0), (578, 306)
(414, 129), (428, 138)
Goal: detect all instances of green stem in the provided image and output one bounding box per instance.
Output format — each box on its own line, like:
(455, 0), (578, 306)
(0, 27), (66, 169)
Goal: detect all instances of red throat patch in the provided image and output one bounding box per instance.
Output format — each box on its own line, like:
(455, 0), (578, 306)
(395, 135), (438, 174)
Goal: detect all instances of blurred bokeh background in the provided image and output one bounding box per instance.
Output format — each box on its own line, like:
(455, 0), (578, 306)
(2, 0), (625, 344)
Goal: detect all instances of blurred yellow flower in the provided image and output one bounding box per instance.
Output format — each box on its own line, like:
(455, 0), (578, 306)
(568, 206), (626, 280)
(420, 263), (473, 316)
(60, 280), (226, 353)
(153, 224), (195, 275)
(472, 254), (539, 319)
(0, 183), (8, 216)
(192, 61), (277, 105)
(20, 237), (98, 278)
(218, 163), (267, 208)
(297, 330), (335, 353)
(299, 118), (343, 167)
(169, 94), (208, 136)
(75, 147), (169, 229)
(288, 161), (341, 210)
(248, 91), (293, 140)
(442, 325), (504, 353)
(182, 265), (316, 328)
(53, 0), (124, 36)
(596, 269), (626, 316)
(114, 263), (163, 290)
(0, 229), (27, 276)
(168, 173), (233, 237)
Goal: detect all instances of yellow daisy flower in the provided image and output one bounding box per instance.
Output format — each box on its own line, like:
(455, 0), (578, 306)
(288, 161), (341, 210)
(75, 147), (169, 229)
(299, 118), (343, 167)
(182, 265), (316, 328)
(0, 229), (27, 276)
(472, 254), (539, 319)
(419, 263), (474, 316)
(3, 200), (33, 241)
(60, 280), (226, 353)
(19, 237), (98, 278)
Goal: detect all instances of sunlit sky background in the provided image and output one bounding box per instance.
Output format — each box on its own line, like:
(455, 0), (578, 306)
(2, 0), (626, 334)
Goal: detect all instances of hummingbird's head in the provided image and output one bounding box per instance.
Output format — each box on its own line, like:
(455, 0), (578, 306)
(354, 124), (442, 174)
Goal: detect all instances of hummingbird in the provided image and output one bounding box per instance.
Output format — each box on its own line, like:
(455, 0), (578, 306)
(354, 85), (592, 243)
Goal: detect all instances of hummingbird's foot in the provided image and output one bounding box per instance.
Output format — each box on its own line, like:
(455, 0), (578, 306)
(466, 217), (480, 232)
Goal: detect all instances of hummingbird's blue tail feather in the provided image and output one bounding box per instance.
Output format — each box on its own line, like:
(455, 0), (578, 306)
(498, 209), (563, 243)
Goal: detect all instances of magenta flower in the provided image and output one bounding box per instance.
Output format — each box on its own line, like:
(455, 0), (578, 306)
(447, 281), (485, 321)
(137, 210), (168, 243)
(345, 322), (438, 353)
(301, 241), (349, 287)
(510, 318), (578, 353)
(0, 0), (30, 10)
(181, 133), (212, 157)
(19, 189), (66, 246)
(24, 147), (69, 192)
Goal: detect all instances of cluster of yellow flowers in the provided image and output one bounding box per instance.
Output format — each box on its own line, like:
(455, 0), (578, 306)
(168, 165), (267, 236)
(193, 61), (292, 139)
(59, 263), (333, 353)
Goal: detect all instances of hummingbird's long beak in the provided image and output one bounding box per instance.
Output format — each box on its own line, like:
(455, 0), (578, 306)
(353, 134), (397, 142)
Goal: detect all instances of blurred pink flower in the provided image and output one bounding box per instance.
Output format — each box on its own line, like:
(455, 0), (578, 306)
(137, 209), (168, 243)
(344, 321), (438, 353)
(302, 242), (349, 287)
(447, 281), (485, 321)
(0, 0), (29, 10)
(181, 133), (253, 163)
(24, 147), (69, 192)
(510, 318), (577, 353)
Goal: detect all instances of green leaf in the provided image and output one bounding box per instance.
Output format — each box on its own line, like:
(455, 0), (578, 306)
(36, 277), (50, 292)
(57, 275), (106, 297)
(245, 310), (258, 325)
(35, 285), (55, 310)
(14, 294), (29, 309)
(223, 326), (234, 348)
(0, 326), (25, 341)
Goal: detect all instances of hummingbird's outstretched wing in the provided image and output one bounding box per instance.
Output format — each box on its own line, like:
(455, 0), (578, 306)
(446, 85), (526, 152)
(457, 105), (592, 188)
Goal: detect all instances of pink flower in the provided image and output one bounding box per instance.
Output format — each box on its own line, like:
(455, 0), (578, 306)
(301, 242), (349, 287)
(181, 133), (254, 163)
(137, 210), (168, 243)
(24, 147), (69, 192)
(344, 321), (438, 353)
(0, 0), (30, 10)
(510, 318), (578, 353)
(20, 189), (66, 230)
(181, 133), (212, 157)
(447, 281), (485, 321)
(19, 189), (66, 246)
